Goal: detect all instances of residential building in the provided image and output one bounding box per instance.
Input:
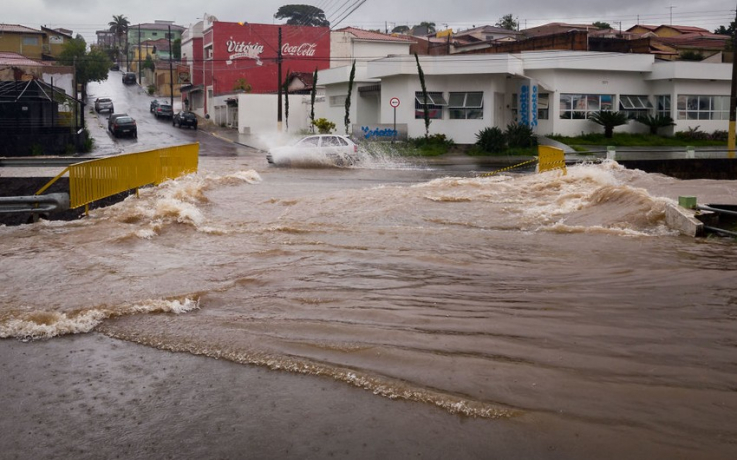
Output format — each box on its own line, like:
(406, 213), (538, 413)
(0, 24), (47, 60)
(196, 21), (331, 125)
(127, 21), (185, 65)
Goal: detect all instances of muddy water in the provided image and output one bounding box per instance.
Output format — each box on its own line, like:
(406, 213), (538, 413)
(1, 156), (736, 458)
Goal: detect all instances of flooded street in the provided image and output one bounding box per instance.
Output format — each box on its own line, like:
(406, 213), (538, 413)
(1, 151), (737, 458)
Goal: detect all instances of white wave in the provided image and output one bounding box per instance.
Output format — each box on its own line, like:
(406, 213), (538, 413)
(0, 297), (200, 341)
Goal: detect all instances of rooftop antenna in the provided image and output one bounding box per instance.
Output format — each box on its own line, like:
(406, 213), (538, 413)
(669, 5), (676, 25)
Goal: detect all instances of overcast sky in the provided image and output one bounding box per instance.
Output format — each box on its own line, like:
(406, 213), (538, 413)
(8, 0), (735, 43)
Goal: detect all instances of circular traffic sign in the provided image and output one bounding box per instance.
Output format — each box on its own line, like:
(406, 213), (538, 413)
(390, 97), (400, 108)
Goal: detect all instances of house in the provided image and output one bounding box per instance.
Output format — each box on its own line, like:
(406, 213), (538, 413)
(40, 26), (73, 59)
(0, 24), (46, 60)
(127, 21), (185, 65)
(0, 78), (84, 156)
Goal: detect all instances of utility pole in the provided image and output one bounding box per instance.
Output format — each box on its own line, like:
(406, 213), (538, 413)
(169, 25), (174, 108)
(138, 25), (141, 84)
(729, 5), (737, 158)
(277, 27), (283, 131)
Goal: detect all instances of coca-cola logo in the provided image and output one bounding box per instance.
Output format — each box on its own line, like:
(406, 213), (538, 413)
(281, 43), (317, 56)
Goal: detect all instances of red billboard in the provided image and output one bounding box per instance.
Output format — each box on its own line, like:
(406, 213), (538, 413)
(203, 22), (330, 97)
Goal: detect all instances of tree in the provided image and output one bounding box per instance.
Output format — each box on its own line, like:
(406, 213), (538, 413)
(593, 21), (611, 30)
(414, 53), (430, 137)
(496, 14), (518, 31)
(392, 25), (410, 34)
(310, 67), (318, 131)
(172, 38), (181, 60)
(57, 37), (111, 101)
(108, 14), (129, 54)
(417, 21), (436, 34)
(274, 5), (329, 27)
(283, 69), (290, 131)
(588, 110), (629, 138)
(344, 60), (355, 135)
(635, 114), (675, 135)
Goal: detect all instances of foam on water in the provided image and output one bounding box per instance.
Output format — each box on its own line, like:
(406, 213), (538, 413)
(0, 297), (200, 341)
(89, 170), (262, 238)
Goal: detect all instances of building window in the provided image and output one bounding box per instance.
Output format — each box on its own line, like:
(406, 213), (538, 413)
(448, 92), (484, 119)
(537, 93), (549, 120)
(656, 95), (671, 118)
(22, 36), (40, 46)
(560, 94), (614, 119)
(329, 95), (347, 107)
(677, 95), (729, 120)
(619, 95), (653, 119)
(415, 91), (446, 119)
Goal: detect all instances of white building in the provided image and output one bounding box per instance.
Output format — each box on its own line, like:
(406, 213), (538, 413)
(318, 50), (732, 144)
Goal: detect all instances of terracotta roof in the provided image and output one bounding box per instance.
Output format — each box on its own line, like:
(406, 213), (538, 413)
(658, 32), (730, 49)
(0, 24), (44, 34)
(628, 25), (659, 31)
(335, 27), (415, 42)
(656, 25), (710, 34)
(0, 52), (48, 66)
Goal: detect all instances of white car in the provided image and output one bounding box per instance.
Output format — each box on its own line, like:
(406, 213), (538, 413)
(94, 97), (114, 113)
(266, 134), (359, 166)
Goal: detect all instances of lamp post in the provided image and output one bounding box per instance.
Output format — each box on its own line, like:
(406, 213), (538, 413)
(169, 25), (174, 108)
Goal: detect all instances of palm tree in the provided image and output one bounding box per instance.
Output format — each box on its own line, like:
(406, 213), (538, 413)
(108, 15), (130, 60)
(588, 110), (629, 138)
(635, 114), (675, 135)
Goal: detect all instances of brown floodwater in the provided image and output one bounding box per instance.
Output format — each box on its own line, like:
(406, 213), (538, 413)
(1, 154), (736, 458)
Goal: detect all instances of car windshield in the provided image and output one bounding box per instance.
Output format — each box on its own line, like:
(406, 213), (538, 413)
(160, 105), (172, 109)
(115, 117), (134, 123)
(98, 98), (111, 102)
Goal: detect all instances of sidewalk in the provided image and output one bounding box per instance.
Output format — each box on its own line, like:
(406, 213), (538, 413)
(198, 122), (269, 152)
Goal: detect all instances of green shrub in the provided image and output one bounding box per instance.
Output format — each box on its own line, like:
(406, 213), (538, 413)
(407, 134), (454, 156)
(147, 84), (155, 95)
(675, 126), (709, 141)
(709, 130), (728, 142)
(312, 118), (335, 134)
(505, 123), (537, 148)
(475, 127), (506, 153)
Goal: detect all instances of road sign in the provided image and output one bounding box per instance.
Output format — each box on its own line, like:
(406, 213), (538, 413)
(390, 97), (400, 108)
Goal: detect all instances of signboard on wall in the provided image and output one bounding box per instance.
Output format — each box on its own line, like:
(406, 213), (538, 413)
(518, 81), (539, 128)
(353, 124), (408, 141)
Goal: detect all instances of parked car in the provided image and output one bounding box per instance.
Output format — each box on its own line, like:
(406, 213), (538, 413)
(154, 103), (173, 119)
(108, 113), (129, 132)
(122, 72), (136, 85)
(172, 111), (198, 129)
(110, 116), (137, 138)
(94, 97), (114, 113)
(110, 63), (120, 71)
(266, 134), (360, 166)
(150, 99), (160, 113)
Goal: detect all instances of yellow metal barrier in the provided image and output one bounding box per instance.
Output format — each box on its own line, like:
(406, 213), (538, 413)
(537, 145), (567, 175)
(36, 143), (199, 209)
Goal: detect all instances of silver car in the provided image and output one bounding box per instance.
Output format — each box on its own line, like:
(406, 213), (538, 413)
(266, 134), (360, 166)
(94, 97), (114, 113)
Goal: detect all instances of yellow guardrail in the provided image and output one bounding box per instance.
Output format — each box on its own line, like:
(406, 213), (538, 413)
(36, 143), (199, 210)
(478, 145), (567, 177)
(537, 145), (567, 175)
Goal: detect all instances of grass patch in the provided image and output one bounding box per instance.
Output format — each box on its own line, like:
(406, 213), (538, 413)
(547, 132), (726, 147)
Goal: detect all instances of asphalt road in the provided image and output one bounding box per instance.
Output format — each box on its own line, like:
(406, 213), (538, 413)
(86, 70), (255, 158)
